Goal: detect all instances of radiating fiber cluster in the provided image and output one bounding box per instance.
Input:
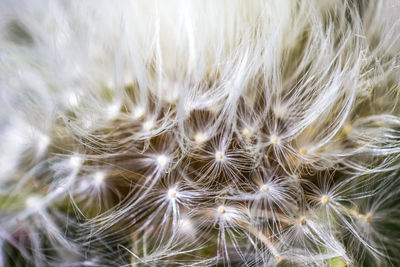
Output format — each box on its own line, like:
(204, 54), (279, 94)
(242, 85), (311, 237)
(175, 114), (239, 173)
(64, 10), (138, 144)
(1, 1), (400, 266)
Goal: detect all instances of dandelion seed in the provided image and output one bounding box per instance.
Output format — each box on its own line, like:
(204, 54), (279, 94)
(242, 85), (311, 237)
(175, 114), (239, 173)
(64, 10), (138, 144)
(299, 147), (307, 155)
(69, 155), (82, 169)
(242, 127), (252, 138)
(272, 104), (287, 119)
(106, 103), (120, 119)
(194, 132), (206, 144)
(67, 93), (79, 107)
(342, 124), (353, 135)
(179, 218), (193, 233)
(364, 213), (372, 223)
(276, 257), (284, 264)
(165, 90), (178, 104)
(347, 209), (373, 223)
(167, 187), (178, 199)
(142, 119), (154, 131)
(25, 195), (41, 208)
(36, 133), (50, 155)
(132, 106), (144, 119)
(93, 171), (106, 185)
(217, 205), (226, 214)
(156, 154), (169, 168)
(215, 151), (225, 161)
(321, 195), (330, 205)
(82, 118), (93, 129)
(260, 184), (270, 192)
(124, 74), (133, 85)
(270, 135), (280, 145)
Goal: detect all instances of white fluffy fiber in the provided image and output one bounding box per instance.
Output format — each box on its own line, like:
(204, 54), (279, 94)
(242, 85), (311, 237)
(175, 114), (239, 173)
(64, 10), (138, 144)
(1, 0), (400, 266)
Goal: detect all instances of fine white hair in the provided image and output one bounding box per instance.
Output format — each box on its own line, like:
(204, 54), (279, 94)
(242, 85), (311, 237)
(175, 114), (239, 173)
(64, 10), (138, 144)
(1, 0), (400, 266)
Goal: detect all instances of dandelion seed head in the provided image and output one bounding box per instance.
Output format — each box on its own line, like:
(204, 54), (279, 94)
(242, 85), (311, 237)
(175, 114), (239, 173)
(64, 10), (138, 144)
(179, 218), (193, 232)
